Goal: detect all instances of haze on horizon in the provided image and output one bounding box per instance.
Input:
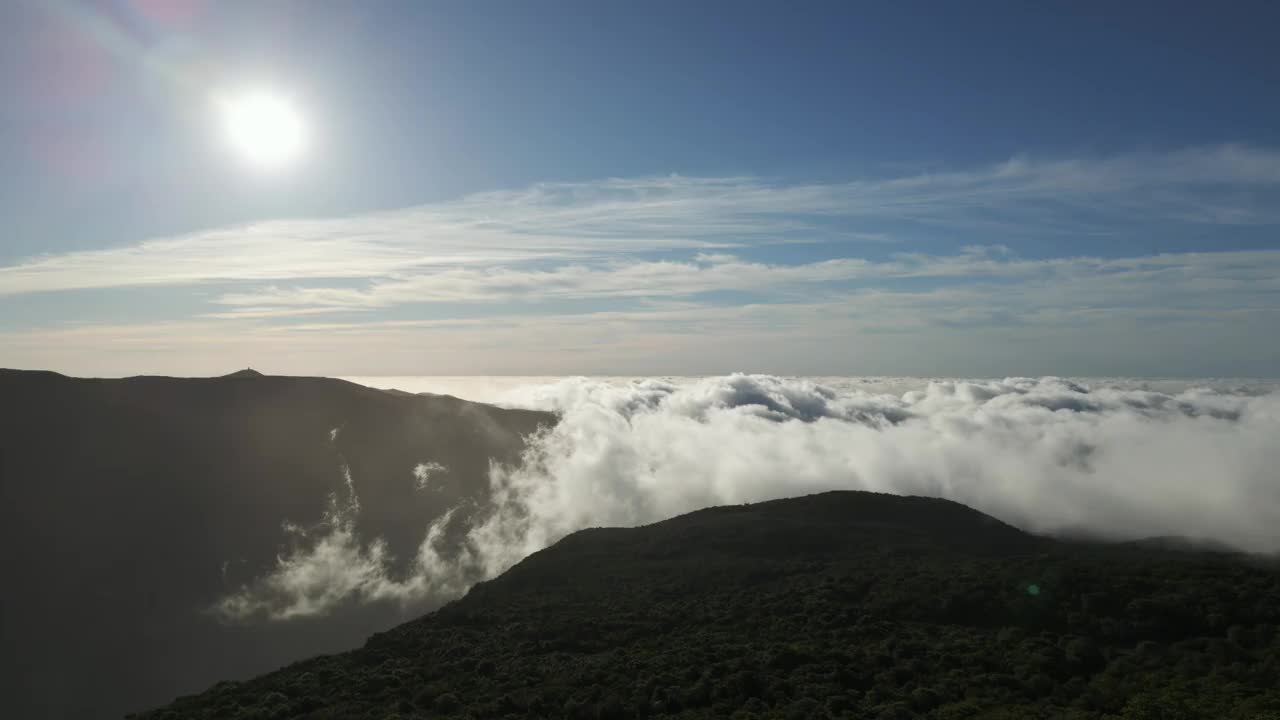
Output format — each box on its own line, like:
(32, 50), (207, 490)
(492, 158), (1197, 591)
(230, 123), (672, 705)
(2, 1), (1280, 378)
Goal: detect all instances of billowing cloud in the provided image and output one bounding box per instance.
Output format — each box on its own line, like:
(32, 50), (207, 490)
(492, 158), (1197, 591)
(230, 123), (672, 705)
(214, 471), (476, 621)
(412, 461), (447, 491)
(218, 375), (1280, 621)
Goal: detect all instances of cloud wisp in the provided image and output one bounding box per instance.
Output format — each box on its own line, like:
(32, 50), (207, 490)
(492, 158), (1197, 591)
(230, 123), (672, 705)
(204, 246), (1280, 317)
(4, 144), (1280, 300)
(5, 145), (1280, 376)
(218, 375), (1280, 621)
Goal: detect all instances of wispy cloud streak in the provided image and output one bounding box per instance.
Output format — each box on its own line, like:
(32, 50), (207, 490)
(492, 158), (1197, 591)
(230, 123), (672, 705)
(205, 247), (1280, 316)
(3, 144), (1279, 298)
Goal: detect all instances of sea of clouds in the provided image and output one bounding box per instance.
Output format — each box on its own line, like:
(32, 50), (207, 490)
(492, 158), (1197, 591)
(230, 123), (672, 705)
(218, 374), (1280, 620)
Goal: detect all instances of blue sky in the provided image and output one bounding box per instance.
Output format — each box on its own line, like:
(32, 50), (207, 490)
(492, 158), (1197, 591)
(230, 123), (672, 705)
(2, 0), (1279, 376)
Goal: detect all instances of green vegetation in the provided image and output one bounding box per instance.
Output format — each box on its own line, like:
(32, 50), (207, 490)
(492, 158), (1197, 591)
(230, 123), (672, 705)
(134, 491), (1280, 719)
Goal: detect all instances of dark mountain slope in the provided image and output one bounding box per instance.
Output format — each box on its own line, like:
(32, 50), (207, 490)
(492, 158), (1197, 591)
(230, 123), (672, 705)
(137, 491), (1280, 720)
(0, 369), (552, 720)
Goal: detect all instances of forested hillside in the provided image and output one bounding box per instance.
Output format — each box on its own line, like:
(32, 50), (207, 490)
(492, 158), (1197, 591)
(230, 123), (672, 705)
(137, 491), (1280, 719)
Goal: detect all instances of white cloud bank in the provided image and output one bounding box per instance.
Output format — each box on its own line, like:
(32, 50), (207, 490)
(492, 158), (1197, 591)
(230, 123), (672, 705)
(218, 375), (1280, 621)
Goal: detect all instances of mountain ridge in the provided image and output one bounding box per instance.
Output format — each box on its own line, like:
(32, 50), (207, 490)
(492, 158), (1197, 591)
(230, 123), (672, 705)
(0, 369), (554, 720)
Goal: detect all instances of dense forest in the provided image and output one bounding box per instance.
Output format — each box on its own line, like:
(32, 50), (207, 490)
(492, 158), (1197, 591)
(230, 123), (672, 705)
(135, 491), (1280, 719)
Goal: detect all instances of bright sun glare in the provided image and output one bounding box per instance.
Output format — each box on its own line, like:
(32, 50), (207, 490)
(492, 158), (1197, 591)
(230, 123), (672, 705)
(217, 90), (307, 170)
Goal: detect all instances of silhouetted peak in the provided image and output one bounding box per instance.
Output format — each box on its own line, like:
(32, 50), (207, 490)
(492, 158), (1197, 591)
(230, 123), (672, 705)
(0, 368), (69, 380)
(222, 368), (266, 379)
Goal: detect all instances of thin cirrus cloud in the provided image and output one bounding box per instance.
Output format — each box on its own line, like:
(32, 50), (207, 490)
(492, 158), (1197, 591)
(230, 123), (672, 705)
(2, 144), (1279, 302)
(3, 144), (1280, 376)
(203, 247), (1280, 317)
(4, 261), (1277, 378)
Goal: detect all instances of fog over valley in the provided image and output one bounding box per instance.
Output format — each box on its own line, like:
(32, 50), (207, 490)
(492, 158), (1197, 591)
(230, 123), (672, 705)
(222, 374), (1280, 621)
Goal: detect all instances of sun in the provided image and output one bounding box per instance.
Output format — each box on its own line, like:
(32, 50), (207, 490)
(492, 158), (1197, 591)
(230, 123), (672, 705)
(216, 90), (307, 170)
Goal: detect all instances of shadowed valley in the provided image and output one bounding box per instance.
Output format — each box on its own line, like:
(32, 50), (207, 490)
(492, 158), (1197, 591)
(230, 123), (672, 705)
(0, 369), (551, 719)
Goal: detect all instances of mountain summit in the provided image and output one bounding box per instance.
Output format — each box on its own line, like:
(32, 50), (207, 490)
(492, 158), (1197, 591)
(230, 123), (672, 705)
(223, 368), (267, 379)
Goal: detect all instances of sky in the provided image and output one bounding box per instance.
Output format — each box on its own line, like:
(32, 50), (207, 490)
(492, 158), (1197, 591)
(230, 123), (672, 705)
(2, 0), (1279, 377)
